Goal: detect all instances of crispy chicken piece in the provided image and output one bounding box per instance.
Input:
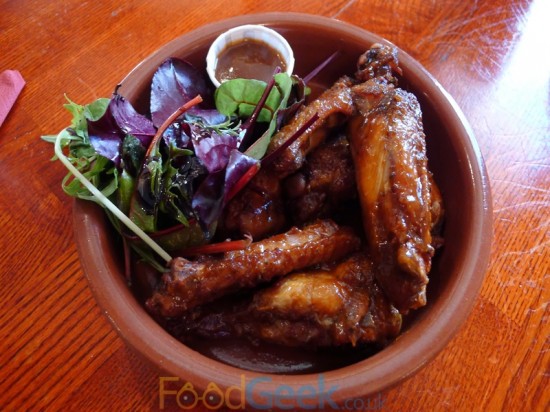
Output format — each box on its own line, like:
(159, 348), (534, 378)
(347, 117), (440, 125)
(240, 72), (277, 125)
(284, 134), (357, 225)
(354, 43), (401, 84)
(147, 220), (361, 317)
(179, 254), (401, 347)
(348, 44), (436, 312)
(266, 76), (354, 178)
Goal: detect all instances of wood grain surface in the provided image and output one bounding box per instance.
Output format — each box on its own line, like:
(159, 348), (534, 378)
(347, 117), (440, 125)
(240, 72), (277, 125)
(0, 1), (548, 411)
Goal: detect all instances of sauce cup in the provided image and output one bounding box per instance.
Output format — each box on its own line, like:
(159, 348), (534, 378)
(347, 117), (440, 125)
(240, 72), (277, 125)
(206, 24), (295, 87)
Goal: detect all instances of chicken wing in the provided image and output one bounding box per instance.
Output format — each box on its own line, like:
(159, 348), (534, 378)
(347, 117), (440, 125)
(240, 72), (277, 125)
(238, 253), (402, 347)
(284, 134), (357, 225)
(177, 253), (401, 347)
(348, 44), (436, 312)
(219, 77), (355, 240)
(147, 220), (361, 317)
(266, 76), (354, 178)
(219, 169), (287, 240)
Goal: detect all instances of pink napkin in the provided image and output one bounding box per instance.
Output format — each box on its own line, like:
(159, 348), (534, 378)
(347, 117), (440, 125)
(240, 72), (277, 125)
(0, 70), (25, 127)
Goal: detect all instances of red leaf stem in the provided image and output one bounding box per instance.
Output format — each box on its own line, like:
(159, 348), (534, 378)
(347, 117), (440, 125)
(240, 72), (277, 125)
(303, 51), (340, 84)
(176, 235), (253, 257)
(224, 162), (261, 203)
(260, 112), (319, 167)
(239, 67), (281, 150)
(145, 94), (203, 157)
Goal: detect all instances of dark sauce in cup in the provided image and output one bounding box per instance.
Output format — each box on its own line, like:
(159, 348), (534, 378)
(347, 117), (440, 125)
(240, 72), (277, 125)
(215, 38), (287, 83)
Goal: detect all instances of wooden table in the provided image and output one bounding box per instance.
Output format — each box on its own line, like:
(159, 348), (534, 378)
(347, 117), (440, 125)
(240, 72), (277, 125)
(1, 1), (548, 410)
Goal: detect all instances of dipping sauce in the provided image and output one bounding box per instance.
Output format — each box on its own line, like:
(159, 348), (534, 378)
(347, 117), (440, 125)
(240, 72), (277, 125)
(215, 38), (287, 83)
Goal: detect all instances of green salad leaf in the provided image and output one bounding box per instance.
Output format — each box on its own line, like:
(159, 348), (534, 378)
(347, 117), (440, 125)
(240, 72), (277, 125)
(44, 56), (312, 274)
(42, 96), (117, 202)
(214, 73), (295, 159)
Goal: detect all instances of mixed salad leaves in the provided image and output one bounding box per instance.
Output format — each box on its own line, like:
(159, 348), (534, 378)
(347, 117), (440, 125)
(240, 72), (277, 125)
(43, 57), (312, 273)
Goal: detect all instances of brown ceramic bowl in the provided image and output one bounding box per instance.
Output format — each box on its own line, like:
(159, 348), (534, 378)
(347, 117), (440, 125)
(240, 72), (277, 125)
(74, 12), (492, 408)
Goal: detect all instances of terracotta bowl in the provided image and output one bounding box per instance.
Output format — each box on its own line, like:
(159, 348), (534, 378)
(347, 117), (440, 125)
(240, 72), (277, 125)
(74, 12), (492, 408)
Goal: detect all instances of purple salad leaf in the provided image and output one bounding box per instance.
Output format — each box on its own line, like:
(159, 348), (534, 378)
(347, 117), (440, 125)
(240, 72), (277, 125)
(190, 124), (238, 173)
(150, 58), (214, 127)
(87, 104), (123, 164)
(191, 170), (225, 236)
(191, 149), (259, 232)
(164, 107), (230, 154)
(162, 122), (192, 153)
(222, 150), (260, 204)
(109, 93), (155, 147)
(173, 59), (214, 107)
(87, 93), (155, 166)
(186, 109), (227, 126)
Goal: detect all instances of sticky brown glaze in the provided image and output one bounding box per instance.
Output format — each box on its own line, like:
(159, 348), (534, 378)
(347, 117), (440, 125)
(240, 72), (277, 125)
(354, 43), (401, 84)
(147, 220), (361, 317)
(238, 253), (402, 347)
(348, 44), (438, 312)
(284, 134), (357, 225)
(218, 77), (355, 240)
(219, 169), (287, 240)
(266, 76), (355, 178)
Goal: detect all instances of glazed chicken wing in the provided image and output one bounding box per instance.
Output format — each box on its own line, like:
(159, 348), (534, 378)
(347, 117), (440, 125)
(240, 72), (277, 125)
(348, 44), (436, 312)
(266, 76), (354, 178)
(219, 169), (287, 240)
(178, 253), (401, 347)
(284, 134), (357, 225)
(147, 220), (361, 317)
(219, 76), (355, 240)
(238, 253), (402, 347)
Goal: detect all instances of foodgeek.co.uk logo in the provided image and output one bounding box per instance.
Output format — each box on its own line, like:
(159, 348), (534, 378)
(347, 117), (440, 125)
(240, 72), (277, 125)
(159, 375), (386, 410)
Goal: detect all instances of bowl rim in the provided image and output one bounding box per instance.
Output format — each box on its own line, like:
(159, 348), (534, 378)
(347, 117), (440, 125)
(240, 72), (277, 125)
(74, 11), (493, 405)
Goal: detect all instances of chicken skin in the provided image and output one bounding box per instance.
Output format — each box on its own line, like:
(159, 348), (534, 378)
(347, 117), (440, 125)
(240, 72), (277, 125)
(176, 253), (401, 348)
(284, 134), (357, 225)
(219, 76), (355, 240)
(147, 220), (361, 317)
(348, 44), (436, 312)
(219, 168), (287, 240)
(236, 253), (402, 347)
